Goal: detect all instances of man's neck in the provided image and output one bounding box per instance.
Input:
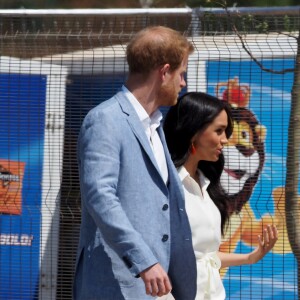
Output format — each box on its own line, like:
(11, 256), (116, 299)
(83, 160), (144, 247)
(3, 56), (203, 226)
(125, 73), (160, 116)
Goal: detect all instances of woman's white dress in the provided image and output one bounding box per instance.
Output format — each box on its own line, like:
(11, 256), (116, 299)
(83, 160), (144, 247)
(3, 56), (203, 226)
(178, 166), (226, 300)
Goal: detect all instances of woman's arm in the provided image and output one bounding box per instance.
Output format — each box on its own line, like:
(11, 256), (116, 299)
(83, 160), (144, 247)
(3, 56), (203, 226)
(218, 224), (278, 268)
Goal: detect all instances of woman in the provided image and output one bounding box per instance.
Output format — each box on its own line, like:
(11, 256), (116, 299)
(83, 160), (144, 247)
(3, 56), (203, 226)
(163, 92), (278, 300)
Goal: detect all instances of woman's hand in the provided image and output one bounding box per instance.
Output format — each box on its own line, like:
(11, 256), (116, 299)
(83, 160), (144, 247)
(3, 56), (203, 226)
(249, 224), (278, 264)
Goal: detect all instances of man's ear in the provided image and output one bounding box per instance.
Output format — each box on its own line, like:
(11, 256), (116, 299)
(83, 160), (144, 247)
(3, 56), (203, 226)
(159, 64), (171, 80)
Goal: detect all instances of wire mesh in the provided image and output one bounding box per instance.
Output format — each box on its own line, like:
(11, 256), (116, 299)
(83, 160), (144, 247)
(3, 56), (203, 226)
(0, 6), (299, 299)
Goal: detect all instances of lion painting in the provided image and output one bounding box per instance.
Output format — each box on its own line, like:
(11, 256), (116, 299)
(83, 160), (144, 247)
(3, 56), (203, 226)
(215, 77), (291, 276)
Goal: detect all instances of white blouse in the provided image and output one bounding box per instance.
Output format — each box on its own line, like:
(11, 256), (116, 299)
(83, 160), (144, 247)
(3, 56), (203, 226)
(178, 166), (226, 300)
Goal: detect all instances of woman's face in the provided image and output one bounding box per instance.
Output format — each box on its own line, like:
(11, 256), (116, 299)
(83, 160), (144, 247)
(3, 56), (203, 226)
(193, 109), (229, 162)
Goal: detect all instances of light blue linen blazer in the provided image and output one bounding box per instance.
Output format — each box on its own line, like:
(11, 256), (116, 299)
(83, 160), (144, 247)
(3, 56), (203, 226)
(73, 91), (196, 300)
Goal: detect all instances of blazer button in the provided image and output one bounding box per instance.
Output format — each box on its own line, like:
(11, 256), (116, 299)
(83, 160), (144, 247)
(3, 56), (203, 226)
(162, 234), (169, 242)
(162, 204), (169, 211)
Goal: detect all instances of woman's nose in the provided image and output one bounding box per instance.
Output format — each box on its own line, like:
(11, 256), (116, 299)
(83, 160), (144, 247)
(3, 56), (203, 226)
(221, 135), (228, 145)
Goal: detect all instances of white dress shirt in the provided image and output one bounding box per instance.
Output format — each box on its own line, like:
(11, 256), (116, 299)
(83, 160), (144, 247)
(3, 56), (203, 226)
(122, 85), (168, 184)
(178, 166), (226, 300)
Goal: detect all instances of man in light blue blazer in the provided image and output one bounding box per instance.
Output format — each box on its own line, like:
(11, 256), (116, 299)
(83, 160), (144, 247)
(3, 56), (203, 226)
(73, 26), (197, 300)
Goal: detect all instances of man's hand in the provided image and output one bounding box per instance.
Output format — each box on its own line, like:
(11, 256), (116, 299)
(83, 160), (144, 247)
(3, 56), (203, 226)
(140, 263), (172, 297)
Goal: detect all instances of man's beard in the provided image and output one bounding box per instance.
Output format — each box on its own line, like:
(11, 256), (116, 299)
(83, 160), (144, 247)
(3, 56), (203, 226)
(157, 81), (178, 107)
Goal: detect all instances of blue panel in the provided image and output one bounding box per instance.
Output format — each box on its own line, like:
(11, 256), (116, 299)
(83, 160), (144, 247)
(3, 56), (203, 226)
(0, 73), (47, 299)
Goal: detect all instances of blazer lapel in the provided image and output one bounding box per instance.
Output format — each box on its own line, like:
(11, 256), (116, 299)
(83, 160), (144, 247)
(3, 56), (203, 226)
(158, 126), (185, 200)
(157, 125), (174, 177)
(115, 92), (162, 177)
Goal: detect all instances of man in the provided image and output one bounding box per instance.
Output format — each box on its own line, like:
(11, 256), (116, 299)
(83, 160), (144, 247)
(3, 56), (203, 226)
(73, 26), (197, 300)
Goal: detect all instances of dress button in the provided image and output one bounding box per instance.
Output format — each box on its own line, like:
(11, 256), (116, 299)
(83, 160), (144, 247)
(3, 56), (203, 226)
(162, 204), (169, 211)
(162, 234), (169, 242)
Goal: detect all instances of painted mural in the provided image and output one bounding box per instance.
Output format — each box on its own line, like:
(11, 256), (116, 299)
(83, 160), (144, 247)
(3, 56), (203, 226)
(206, 59), (297, 299)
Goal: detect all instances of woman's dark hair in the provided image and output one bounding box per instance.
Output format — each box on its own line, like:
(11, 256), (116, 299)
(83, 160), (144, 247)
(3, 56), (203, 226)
(163, 92), (233, 235)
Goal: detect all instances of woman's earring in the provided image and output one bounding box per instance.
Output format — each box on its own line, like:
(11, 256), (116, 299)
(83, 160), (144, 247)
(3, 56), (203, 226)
(191, 143), (196, 155)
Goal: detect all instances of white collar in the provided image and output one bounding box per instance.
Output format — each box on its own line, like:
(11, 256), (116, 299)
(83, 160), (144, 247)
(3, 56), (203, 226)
(122, 85), (162, 130)
(178, 166), (210, 191)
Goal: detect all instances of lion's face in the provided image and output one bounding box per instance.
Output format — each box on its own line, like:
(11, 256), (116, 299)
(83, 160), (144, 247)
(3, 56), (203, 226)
(220, 107), (266, 213)
(221, 145), (260, 196)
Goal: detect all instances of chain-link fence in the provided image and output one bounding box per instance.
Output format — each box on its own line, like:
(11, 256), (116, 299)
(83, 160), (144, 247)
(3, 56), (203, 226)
(0, 6), (299, 299)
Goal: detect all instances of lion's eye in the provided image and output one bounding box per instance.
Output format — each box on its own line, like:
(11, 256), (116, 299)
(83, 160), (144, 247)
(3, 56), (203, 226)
(241, 131), (248, 140)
